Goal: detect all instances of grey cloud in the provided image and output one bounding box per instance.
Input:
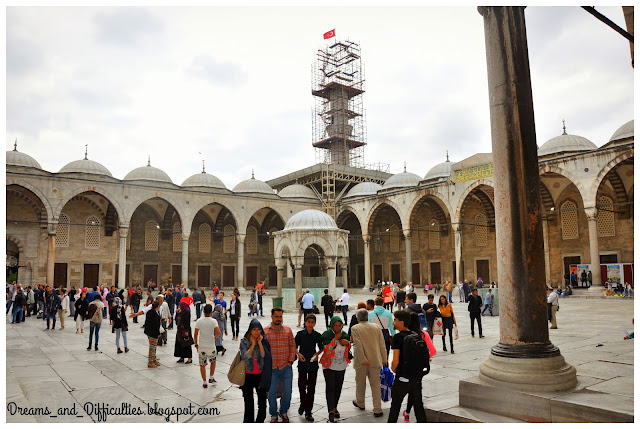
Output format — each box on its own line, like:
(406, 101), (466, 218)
(94, 8), (164, 47)
(69, 86), (131, 109)
(186, 55), (248, 87)
(6, 35), (43, 76)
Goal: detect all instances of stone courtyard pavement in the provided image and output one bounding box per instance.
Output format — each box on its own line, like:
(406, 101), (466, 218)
(5, 291), (634, 423)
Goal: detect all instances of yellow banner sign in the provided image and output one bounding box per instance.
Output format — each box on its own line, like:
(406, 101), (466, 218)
(455, 163), (493, 183)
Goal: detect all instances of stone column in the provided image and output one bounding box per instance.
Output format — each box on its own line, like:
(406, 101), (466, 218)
(46, 230), (56, 286)
(340, 260), (349, 290)
(363, 235), (371, 289)
(587, 212), (603, 288)
(454, 227), (463, 284)
(542, 217), (551, 287)
(294, 266), (303, 298)
(276, 265), (284, 298)
(237, 234), (245, 289)
(404, 233), (412, 284)
(327, 257), (337, 298)
(472, 6), (576, 393)
(118, 227), (128, 289)
(181, 236), (189, 290)
(286, 259), (293, 278)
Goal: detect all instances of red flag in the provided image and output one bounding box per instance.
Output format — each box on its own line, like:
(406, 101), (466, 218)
(323, 29), (335, 39)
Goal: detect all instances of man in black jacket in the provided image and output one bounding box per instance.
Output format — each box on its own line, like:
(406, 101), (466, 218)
(130, 288), (141, 323)
(422, 294), (441, 339)
(320, 289), (334, 328)
(468, 288), (484, 338)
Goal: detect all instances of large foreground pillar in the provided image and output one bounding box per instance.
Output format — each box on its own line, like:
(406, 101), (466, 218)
(587, 213), (603, 288)
(363, 236), (371, 289)
(475, 6), (576, 392)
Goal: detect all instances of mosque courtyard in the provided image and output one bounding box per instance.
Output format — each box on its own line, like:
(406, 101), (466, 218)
(5, 291), (634, 423)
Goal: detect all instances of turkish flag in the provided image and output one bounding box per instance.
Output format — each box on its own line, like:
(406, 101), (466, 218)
(323, 29), (335, 39)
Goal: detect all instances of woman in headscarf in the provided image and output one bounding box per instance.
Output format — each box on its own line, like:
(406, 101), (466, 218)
(212, 304), (227, 356)
(144, 299), (162, 368)
(74, 290), (88, 334)
(174, 301), (193, 364)
(319, 316), (351, 422)
(239, 318), (272, 423)
(110, 297), (129, 354)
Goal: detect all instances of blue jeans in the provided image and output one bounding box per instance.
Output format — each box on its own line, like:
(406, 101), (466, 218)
(45, 310), (57, 329)
(6, 300), (13, 314)
(12, 306), (23, 323)
(268, 365), (293, 417)
(448, 291), (453, 302)
(115, 328), (128, 349)
(481, 304), (493, 315)
(89, 321), (101, 347)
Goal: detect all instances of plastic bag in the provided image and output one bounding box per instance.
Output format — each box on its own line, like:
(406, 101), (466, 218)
(433, 318), (443, 336)
(454, 325), (459, 340)
(380, 365), (394, 402)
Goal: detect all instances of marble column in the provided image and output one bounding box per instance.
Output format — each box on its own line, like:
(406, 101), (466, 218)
(587, 213), (603, 288)
(363, 236), (371, 289)
(454, 227), (463, 284)
(276, 266), (284, 298)
(542, 217), (551, 287)
(341, 261), (349, 290)
(294, 266), (303, 298)
(237, 234), (245, 289)
(473, 6), (576, 392)
(181, 236), (189, 290)
(404, 233), (412, 284)
(327, 263), (337, 298)
(46, 230), (56, 286)
(118, 228), (128, 289)
(286, 259), (293, 278)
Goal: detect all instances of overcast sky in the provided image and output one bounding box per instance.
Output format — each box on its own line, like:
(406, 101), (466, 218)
(6, 6), (634, 188)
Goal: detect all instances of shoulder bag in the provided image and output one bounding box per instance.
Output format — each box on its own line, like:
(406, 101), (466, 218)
(228, 350), (246, 386)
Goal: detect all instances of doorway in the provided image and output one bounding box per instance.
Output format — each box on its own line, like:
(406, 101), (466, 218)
(246, 266), (258, 287)
(54, 263), (68, 288)
(476, 260), (490, 283)
(391, 264), (400, 284)
(222, 266), (235, 288)
(563, 256), (581, 282)
(357, 265), (365, 287)
(143, 265), (158, 288)
(172, 265), (182, 285)
(198, 266), (210, 288)
(374, 265), (383, 283)
(83, 264), (99, 288)
(412, 263), (421, 285)
(268, 266), (277, 288)
(430, 262), (441, 285)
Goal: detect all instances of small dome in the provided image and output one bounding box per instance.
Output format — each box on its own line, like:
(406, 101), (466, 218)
(538, 133), (597, 157)
(382, 170), (422, 190)
(6, 146), (42, 169)
(232, 174), (274, 195)
(181, 172), (226, 189)
(345, 182), (382, 198)
(284, 209), (338, 231)
(59, 158), (112, 177)
(124, 161), (173, 183)
(279, 184), (317, 199)
(609, 120), (634, 142)
(424, 157), (454, 181)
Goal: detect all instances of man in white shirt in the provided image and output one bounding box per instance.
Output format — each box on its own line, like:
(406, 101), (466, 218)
(194, 304), (221, 388)
(547, 288), (559, 329)
(301, 289), (315, 318)
(338, 289), (349, 323)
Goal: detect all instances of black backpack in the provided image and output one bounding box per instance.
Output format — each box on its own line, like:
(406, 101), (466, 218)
(402, 331), (430, 378)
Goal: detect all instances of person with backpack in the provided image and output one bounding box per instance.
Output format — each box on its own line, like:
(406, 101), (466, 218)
(401, 312), (437, 422)
(387, 310), (428, 423)
(368, 296), (396, 359)
(422, 294), (441, 339)
(87, 295), (105, 351)
(321, 289), (334, 328)
(350, 308), (387, 418)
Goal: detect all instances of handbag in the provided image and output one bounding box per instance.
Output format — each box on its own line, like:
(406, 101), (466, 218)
(380, 365), (395, 402)
(453, 325), (459, 340)
(227, 351), (246, 386)
(376, 314), (391, 344)
(433, 318), (443, 336)
(177, 330), (194, 346)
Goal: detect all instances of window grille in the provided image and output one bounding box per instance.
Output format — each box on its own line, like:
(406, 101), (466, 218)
(56, 213), (70, 247)
(475, 213), (488, 246)
(173, 222), (182, 252)
(223, 224), (236, 254)
(86, 216), (100, 249)
(429, 219), (440, 249)
(268, 227), (278, 254)
(561, 201), (579, 240)
(597, 196), (615, 237)
(199, 223), (211, 253)
(145, 220), (159, 251)
(246, 226), (258, 254)
(390, 225), (400, 253)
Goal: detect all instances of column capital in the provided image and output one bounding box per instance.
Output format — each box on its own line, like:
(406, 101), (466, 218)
(585, 210), (598, 220)
(363, 235), (371, 243)
(236, 233), (246, 243)
(403, 230), (411, 239)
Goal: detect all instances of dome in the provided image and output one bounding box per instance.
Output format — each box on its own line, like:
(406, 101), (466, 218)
(284, 209), (338, 231)
(6, 145), (42, 169)
(424, 156), (454, 181)
(124, 160), (173, 183)
(232, 174), (274, 195)
(538, 131), (597, 157)
(279, 184), (318, 199)
(382, 170), (422, 190)
(345, 182), (382, 198)
(181, 172), (226, 189)
(609, 120), (634, 142)
(59, 158), (112, 177)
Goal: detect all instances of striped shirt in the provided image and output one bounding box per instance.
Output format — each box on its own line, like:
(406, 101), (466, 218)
(264, 323), (296, 369)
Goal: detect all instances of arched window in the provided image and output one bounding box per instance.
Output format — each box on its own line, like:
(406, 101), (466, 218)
(390, 224), (400, 252)
(475, 213), (488, 246)
(429, 219), (440, 249)
(246, 226), (258, 254)
(268, 227), (278, 254)
(145, 220), (159, 251)
(223, 224), (236, 254)
(173, 221), (182, 252)
(56, 213), (70, 247)
(597, 196), (615, 237)
(561, 201), (578, 240)
(86, 216), (100, 249)
(199, 223), (211, 253)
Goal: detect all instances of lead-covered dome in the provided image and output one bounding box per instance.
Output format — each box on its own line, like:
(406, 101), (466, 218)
(382, 170), (422, 190)
(284, 209), (338, 231)
(538, 125), (597, 157)
(181, 172), (226, 189)
(424, 156), (454, 181)
(345, 182), (382, 198)
(59, 158), (112, 177)
(279, 184), (317, 199)
(609, 120), (634, 142)
(124, 160), (173, 183)
(6, 145), (42, 169)
(233, 174), (274, 194)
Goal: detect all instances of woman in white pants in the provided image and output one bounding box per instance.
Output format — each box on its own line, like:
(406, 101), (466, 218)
(74, 291), (88, 333)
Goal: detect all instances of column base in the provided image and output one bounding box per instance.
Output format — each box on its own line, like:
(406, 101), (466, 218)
(479, 351), (577, 392)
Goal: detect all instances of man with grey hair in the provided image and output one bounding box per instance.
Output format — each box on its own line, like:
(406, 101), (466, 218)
(350, 308), (387, 418)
